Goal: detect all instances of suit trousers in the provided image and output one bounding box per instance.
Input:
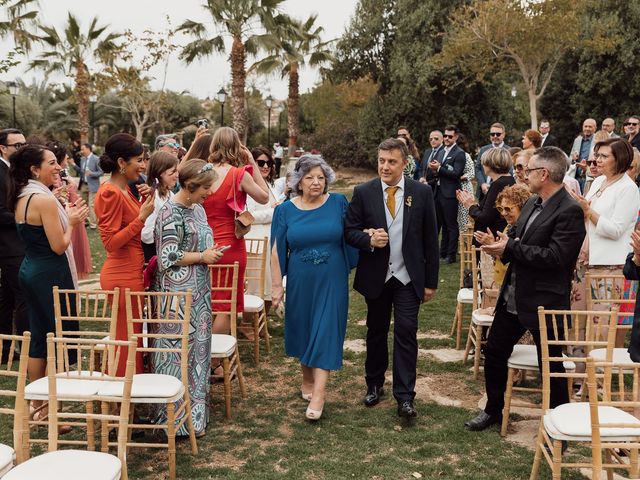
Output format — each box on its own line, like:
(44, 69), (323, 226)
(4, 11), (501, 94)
(365, 277), (420, 402)
(88, 190), (98, 228)
(435, 194), (459, 258)
(0, 255), (28, 361)
(483, 307), (569, 416)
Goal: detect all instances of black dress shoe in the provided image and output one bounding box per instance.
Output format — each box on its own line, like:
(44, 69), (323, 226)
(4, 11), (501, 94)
(363, 385), (384, 407)
(464, 411), (502, 431)
(397, 400), (417, 418)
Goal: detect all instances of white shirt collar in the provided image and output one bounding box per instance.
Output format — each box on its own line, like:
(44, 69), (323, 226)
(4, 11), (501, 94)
(541, 133), (548, 140)
(381, 175), (405, 193)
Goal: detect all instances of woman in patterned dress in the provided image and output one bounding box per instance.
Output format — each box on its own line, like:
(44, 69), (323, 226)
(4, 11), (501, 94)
(153, 159), (224, 436)
(456, 134), (475, 231)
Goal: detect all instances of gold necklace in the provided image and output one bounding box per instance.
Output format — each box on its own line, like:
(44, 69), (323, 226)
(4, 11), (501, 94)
(595, 175), (624, 198)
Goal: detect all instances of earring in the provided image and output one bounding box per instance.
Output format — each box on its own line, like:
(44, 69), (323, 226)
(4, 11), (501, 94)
(120, 168), (125, 175)
(35, 173), (40, 180)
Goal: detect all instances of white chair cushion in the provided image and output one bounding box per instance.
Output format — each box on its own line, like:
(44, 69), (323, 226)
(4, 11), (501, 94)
(211, 334), (237, 357)
(507, 345), (576, 371)
(243, 294), (264, 312)
(550, 402), (640, 437)
(471, 309), (494, 326)
(25, 376), (100, 400)
(589, 347), (632, 364)
(97, 373), (183, 399)
(457, 288), (473, 304)
(3, 450), (121, 480)
(0, 443), (14, 477)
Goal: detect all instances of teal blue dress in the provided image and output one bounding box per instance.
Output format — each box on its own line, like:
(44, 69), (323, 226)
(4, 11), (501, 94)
(17, 195), (77, 359)
(271, 194), (357, 370)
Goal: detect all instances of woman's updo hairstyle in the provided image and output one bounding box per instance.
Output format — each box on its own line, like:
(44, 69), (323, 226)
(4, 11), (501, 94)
(7, 145), (48, 211)
(178, 159), (217, 193)
(100, 133), (144, 174)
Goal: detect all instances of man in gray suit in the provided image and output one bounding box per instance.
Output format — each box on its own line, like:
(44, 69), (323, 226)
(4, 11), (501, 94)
(80, 142), (102, 229)
(475, 123), (509, 200)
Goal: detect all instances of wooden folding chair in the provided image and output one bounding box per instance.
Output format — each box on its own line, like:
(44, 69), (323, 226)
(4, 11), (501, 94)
(210, 262), (247, 419)
(451, 232), (475, 349)
(6, 333), (135, 480)
(0, 332), (30, 469)
(462, 248), (490, 379)
(121, 289), (198, 480)
(243, 236), (271, 364)
(529, 307), (618, 480)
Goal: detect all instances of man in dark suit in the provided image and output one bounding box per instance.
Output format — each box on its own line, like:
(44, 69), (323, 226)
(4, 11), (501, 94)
(464, 146), (586, 431)
(429, 125), (465, 264)
(624, 115), (640, 151)
(539, 119), (559, 147)
(0, 128), (28, 363)
(345, 138), (439, 418)
(475, 123), (510, 200)
(418, 130), (443, 189)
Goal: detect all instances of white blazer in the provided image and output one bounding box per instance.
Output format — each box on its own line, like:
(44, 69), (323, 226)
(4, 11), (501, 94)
(585, 174), (640, 265)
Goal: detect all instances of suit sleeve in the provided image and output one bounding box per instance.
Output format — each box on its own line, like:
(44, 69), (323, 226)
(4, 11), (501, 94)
(501, 204), (585, 270)
(438, 151), (465, 180)
(475, 148), (487, 186)
(344, 186), (372, 251)
(87, 157), (103, 178)
(422, 185), (439, 289)
(624, 253), (640, 281)
(0, 173), (15, 227)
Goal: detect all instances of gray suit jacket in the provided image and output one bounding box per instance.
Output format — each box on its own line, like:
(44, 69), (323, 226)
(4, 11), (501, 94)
(84, 153), (103, 193)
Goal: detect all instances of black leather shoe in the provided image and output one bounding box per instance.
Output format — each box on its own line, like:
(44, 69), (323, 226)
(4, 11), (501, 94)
(363, 385), (384, 407)
(464, 411), (502, 431)
(397, 400), (417, 418)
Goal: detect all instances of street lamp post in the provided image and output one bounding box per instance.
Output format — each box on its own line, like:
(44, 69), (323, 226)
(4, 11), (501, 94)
(89, 93), (97, 145)
(216, 88), (227, 127)
(7, 81), (18, 128)
(265, 95), (273, 146)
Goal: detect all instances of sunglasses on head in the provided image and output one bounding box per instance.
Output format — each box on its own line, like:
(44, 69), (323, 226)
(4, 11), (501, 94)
(489, 132), (503, 137)
(257, 159), (274, 168)
(443, 134), (454, 139)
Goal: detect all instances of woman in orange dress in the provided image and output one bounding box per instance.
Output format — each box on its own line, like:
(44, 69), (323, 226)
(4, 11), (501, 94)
(94, 133), (154, 375)
(203, 127), (269, 345)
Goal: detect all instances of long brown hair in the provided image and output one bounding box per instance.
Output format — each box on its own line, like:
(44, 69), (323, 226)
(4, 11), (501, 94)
(183, 134), (212, 162)
(146, 151), (179, 197)
(209, 127), (244, 167)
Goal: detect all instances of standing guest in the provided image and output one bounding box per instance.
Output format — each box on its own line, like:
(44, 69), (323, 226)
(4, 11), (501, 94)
(274, 142), (284, 178)
(154, 159), (223, 436)
(155, 134), (180, 156)
(465, 146), (586, 431)
(476, 123), (510, 200)
(183, 133), (212, 163)
(569, 138), (640, 347)
(141, 151), (179, 262)
(396, 135), (418, 178)
(0, 129), (28, 362)
(570, 118), (598, 192)
(246, 146), (284, 305)
(7, 145), (88, 388)
(71, 140), (83, 188)
(624, 229), (640, 362)
(345, 138), (439, 418)
(430, 125), (466, 264)
(624, 115), (640, 151)
(203, 127), (269, 345)
(539, 119), (559, 147)
(455, 133), (475, 231)
(522, 129), (542, 150)
(271, 155), (356, 421)
(47, 140), (92, 279)
(94, 133), (155, 375)
(418, 130), (443, 188)
(602, 118), (619, 138)
(457, 148), (515, 242)
(513, 150), (534, 185)
(80, 143), (102, 229)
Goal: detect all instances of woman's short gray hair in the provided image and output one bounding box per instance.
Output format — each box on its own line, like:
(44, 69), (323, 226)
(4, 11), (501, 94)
(287, 154), (336, 195)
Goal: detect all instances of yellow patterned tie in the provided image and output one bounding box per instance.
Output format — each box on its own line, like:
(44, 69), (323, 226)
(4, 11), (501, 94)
(386, 186), (398, 218)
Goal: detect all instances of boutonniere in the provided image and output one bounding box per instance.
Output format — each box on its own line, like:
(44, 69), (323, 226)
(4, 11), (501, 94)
(405, 196), (412, 207)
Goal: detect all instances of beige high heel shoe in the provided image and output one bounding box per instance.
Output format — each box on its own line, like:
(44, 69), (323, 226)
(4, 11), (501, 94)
(301, 389), (313, 401)
(305, 403), (324, 420)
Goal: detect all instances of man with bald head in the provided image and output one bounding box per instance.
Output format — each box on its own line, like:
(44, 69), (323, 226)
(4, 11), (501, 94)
(418, 130), (443, 188)
(569, 118), (597, 192)
(602, 118), (618, 138)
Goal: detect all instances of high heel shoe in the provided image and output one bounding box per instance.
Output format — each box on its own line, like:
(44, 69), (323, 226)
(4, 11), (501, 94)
(305, 403), (324, 421)
(301, 390), (313, 401)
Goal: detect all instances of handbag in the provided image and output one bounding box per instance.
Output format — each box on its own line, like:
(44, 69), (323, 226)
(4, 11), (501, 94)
(233, 168), (254, 239)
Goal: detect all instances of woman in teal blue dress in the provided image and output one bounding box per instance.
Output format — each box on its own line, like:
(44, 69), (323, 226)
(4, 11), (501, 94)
(271, 155), (356, 421)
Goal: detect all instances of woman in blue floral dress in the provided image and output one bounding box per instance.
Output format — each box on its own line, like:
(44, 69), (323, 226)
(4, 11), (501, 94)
(153, 159), (223, 436)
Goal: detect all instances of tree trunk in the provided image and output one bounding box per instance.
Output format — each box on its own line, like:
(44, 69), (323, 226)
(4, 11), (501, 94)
(230, 35), (248, 143)
(287, 63), (299, 156)
(527, 87), (538, 130)
(75, 60), (90, 144)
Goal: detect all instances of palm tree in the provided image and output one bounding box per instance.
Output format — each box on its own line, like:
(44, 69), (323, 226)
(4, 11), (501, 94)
(0, 0), (39, 52)
(177, 0), (284, 143)
(29, 13), (121, 143)
(251, 14), (333, 154)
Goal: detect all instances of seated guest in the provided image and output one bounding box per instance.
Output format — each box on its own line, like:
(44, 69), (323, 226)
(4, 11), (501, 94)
(456, 148), (515, 242)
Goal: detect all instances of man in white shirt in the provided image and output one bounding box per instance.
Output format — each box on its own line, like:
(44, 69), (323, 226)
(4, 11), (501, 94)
(274, 142), (284, 178)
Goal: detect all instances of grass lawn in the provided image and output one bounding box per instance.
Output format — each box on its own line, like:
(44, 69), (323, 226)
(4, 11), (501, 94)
(0, 205), (591, 479)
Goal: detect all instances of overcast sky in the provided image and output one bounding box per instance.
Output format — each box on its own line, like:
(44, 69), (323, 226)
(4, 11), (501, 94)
(2, 0), (358, 101)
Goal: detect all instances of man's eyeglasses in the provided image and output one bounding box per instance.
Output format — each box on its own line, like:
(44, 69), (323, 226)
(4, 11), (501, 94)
(524, 167), (545, 176)
(497, 205), (516, 214)
(443, 134), (454, 139)
(4, 142), (26, 149)
(625, 122), (639, 127)
(257, 160), (274, 168)
(489, 132), (503, 137)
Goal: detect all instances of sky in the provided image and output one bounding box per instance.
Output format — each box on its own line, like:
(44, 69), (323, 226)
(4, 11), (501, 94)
(2, 0), (359, 101)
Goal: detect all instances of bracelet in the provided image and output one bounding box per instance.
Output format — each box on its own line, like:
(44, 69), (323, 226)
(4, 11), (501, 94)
(199, 251), (204, 263)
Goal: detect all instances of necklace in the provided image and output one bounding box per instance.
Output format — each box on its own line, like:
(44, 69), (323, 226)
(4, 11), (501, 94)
(594, 174), (623, 198)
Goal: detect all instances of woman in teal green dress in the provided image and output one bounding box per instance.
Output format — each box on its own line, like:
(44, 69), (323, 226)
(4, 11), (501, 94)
(7, 145), (88, 390)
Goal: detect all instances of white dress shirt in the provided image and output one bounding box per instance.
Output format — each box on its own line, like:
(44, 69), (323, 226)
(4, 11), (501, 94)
(381, 177), (410, 285)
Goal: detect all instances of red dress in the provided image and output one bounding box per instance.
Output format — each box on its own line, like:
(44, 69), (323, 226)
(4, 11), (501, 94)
(94, 183), (144, 375)
(203, 166), (249, 313)
(67, 183), (92, 278)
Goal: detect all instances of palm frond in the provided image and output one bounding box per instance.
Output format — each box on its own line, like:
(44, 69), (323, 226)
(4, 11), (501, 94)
(180, 36), (225, 63)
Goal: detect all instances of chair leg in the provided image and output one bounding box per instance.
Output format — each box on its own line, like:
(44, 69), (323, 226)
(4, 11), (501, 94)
(603, 448), (613, 480)
(184, 392), (198, 455)
(253, 312), (260, 365)
(463, 319), (474, 364)
(630, 448), (639, 479)
(473, 325), (482, 380)
(451, 303), (459, 337)
(529, 425), (543, 480)
(235, 349), (247, 398)
(20, 399), (30, 462)
(263, 309), (271, 354)
(501, 368), (515, 437)
(223, 357), (232, 419)
(127, 406), (135, 443)
(456, 304), (464, 350)
(167, 402), (176, 480)
(85, 401), (95, 451)
(552, 440), (563, 480)
(100, 401), (110, 453)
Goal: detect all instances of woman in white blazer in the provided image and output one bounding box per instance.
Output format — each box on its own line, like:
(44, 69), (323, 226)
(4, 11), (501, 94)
(246, 146), (285, 303)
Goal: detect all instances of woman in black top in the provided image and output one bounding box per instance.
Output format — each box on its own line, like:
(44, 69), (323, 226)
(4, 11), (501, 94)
(456, 147), (515, 238)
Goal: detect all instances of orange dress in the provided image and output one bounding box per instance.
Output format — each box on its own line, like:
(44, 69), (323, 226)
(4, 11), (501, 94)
(94, 183), (144, 375)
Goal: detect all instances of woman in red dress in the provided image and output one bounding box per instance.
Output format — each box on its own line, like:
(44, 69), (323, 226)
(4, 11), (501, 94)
(203, 127), (269, 344)
(94, 133), (154, 375)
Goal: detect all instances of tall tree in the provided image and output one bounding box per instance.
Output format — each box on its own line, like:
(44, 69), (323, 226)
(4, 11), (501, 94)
(251, 14), (333, 154)
(177, 0), (283, 143)
(0, 0), (39, 73)
(29, 13), (122, 143)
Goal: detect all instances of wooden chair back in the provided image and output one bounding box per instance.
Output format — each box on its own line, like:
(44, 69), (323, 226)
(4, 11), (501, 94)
(585, 273), (636, 332)
(209, 263), (240, 337)
(538, 307), (618, 411)
(0, 332), (30, 463)
(458, 232), (474, 289)
(244, 237), (268, 298)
